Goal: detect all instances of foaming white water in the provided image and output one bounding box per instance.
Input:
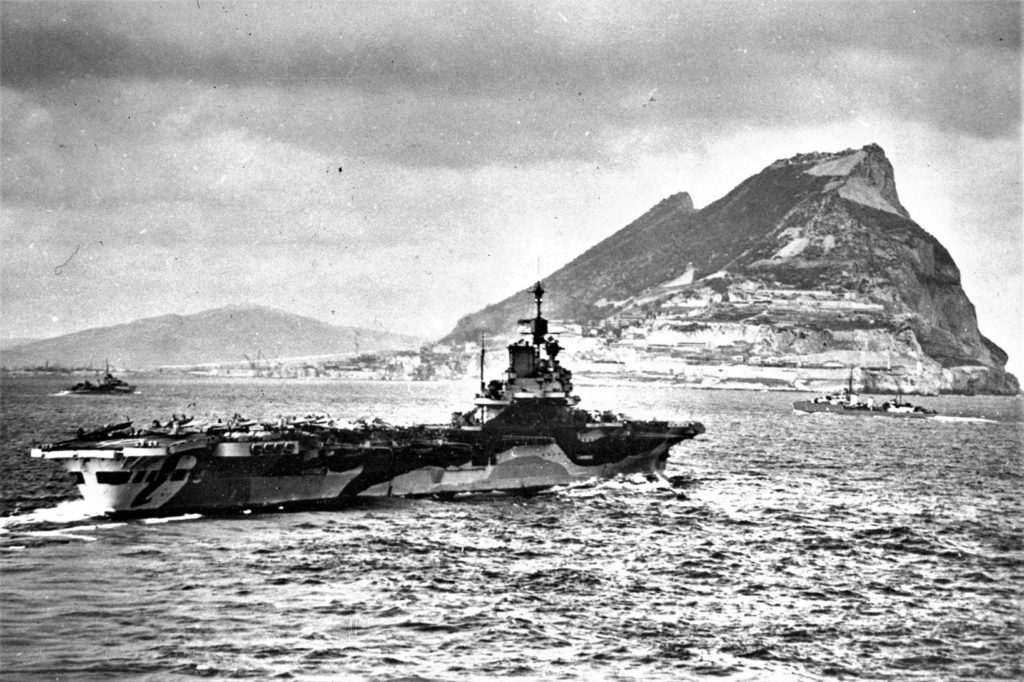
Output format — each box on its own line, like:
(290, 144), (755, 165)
(0, 501), (203, 531)
(563, 472), (673, 498)
(931, 415), (999, 424)
(141, 514), (203, 525)
(4, 519), (128, 543)
(0, 498), (111, 529)
(606, 472), (673, 491)
(21, 530), (101, 542)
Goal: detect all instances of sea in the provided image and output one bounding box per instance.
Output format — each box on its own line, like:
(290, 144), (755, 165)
(1, 374), (1021, 681)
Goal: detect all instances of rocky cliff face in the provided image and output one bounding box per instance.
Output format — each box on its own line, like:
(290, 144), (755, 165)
(444, 144), (1018, 395)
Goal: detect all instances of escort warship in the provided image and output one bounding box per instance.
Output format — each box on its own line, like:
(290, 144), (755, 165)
(62, 367), (136, 395)
(793, 374), (937, 419)
(31, 283), (704, 516)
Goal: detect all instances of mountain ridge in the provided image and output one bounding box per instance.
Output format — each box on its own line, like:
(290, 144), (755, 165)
(1, 305), (421, 370)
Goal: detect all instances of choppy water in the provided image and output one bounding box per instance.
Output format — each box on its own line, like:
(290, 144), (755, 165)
(1, 375), (1022, 681)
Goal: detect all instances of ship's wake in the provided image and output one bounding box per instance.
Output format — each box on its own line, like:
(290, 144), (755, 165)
(561, 472), (678, 498)
(0, 500), (120, 548)
(931, 415), (999, 424)
(0, 499), (202, 548)
(0, 498), (111, 528)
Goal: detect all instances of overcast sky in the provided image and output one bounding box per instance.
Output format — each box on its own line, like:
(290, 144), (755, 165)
(2, 1), (1021, 374)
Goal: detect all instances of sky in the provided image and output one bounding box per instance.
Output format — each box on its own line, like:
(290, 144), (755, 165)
(1, 1), (1021, 375)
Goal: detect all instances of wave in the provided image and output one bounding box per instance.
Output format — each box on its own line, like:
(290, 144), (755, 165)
(0, 498), (112, 529)
(930, 415), (999, 424)
(0, 499), (203, 534)
(140, 514), (203, 525)
(0, 516), (127, 546)
(560, 472), (676, 499)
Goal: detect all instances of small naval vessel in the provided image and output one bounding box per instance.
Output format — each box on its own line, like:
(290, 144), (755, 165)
(31, 283), (703, 516)
(63, 365), (136, 395)
(793, 376), (936, 419)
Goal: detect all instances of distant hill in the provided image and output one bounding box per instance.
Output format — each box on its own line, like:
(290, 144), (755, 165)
(442, 144), (1018, 395)
(0, 337), (38, 351)
(0, 305), (421, 370)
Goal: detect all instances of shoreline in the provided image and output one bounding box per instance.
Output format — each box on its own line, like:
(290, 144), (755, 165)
(3, 369), (1020, 397)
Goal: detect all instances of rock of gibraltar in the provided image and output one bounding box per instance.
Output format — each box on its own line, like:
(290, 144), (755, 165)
(442, 144), (1018, 395)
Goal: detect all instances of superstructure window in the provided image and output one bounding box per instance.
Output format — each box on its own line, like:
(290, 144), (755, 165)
(96, 471), (132, 485)
(70, 472), (85, 485)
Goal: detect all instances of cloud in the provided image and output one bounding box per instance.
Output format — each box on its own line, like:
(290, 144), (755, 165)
(3, 2), (1019, 176)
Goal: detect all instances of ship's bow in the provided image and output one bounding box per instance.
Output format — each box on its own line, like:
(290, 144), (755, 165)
(611, 419), (705, 477)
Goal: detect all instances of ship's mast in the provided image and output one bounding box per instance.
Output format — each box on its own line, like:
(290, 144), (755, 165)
(479, 332), (486, 392)
(528, 281), (548, 347)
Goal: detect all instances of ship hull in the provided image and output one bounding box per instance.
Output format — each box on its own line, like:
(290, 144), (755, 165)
(66, 456), (364, 516)
(68, 386), (136, 395)
(361, 422), (699, 497)
(36, 442), (370, 517)
(361, 443), (668, 497)
(33, 420), (702, 514)
(30, 428), (412, 517)
(58, 385), (137, 396)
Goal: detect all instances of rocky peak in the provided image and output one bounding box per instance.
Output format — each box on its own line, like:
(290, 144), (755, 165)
(801, 143), (909, 219)
(441, 144), (1017, 394)
(668, 191), (696, 213)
